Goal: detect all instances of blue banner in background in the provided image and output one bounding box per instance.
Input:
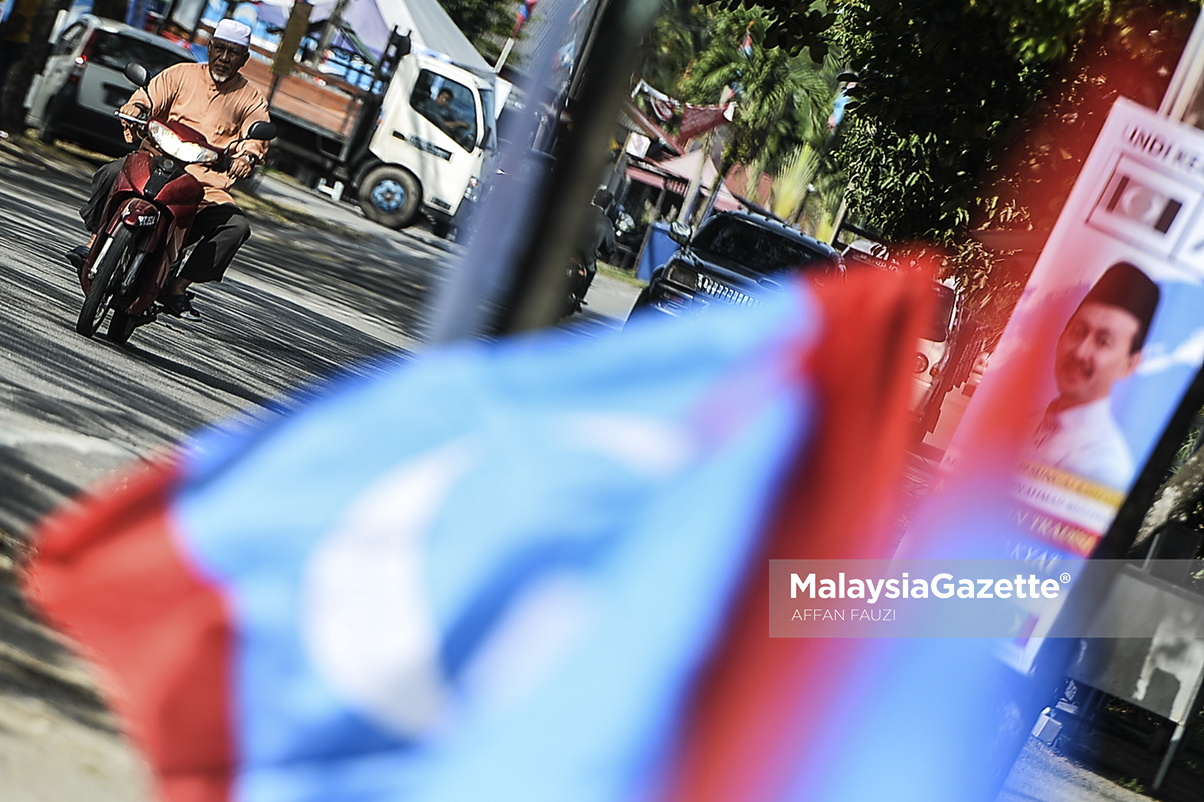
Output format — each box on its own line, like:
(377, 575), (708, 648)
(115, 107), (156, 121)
(636, 222), (677, 282)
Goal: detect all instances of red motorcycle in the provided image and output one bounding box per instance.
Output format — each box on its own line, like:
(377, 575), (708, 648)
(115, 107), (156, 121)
(75, 63), (275, 343)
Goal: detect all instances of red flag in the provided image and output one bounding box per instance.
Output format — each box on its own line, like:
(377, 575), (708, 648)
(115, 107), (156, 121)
(658, 269), (935, 802)
(511, 0), (537, 36)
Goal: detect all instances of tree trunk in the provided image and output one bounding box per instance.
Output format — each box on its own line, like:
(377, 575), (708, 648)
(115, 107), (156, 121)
(1, 0), (71, 138)
(695, 152), (734, 227)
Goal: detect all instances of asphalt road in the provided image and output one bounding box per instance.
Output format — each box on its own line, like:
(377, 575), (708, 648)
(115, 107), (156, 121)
(0, 138), (454, 801)
(0, 141), (639, 540)
(0, 137), (640, 801)
(0, 139), (1155, 802)
(0, 145), (439, 533)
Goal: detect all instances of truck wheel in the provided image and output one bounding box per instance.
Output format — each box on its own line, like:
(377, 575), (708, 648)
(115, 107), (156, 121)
(360, 166), (420, 229)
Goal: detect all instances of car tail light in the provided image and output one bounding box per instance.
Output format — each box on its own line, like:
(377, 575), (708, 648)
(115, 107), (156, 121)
(914, 353), (929, 374)
(67, 31), (99, 84)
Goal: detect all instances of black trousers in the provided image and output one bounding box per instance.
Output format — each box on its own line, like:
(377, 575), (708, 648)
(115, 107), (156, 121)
(81, 156), (251, 284)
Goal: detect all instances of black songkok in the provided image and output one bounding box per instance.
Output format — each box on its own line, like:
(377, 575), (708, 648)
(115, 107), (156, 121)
(1078, 261), (1160, 351)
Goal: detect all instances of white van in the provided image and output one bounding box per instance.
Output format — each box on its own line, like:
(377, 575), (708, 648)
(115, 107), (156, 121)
(840, 240), (959, 414)
(911, 279), (958, 414)
(24, 15), (195, 154)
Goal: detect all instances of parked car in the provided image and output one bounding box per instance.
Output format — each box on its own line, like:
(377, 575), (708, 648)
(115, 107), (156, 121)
(24, 16), (196, 154)
(840, 240), (961, 416)
(631, 211), (844, 317)
(911, 279), (958, 413)
(840, 237), (895, 271)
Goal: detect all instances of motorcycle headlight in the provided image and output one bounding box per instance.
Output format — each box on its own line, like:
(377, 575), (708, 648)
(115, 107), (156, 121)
(148, 120), (218, 164)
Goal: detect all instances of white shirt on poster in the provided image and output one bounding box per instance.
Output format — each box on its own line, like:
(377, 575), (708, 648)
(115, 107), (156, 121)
(1031, 397), (1135, 490)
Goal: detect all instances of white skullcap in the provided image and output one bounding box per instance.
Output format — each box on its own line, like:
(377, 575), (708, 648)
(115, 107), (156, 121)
(212, 19), (252, 48)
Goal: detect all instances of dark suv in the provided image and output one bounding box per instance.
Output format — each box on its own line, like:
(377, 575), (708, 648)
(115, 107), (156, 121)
(632, 211), (843, 317)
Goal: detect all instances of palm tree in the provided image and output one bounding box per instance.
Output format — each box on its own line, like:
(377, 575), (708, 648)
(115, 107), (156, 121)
(771, 143), (819, 220)
(678, 8), (837, 220)
(638, 0), (708, 97)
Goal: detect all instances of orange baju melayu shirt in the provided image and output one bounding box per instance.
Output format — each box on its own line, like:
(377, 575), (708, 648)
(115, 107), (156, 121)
(121, 62), (271, 207)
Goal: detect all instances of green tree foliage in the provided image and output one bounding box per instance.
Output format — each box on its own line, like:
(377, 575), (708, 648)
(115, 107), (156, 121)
(442, 0), (519, 49)
(830, 0), (1047, 242)
(708, 0), (836, 61)
(679, 7), (836, 180)
(770, 143), (819, 219)
(830, 0), (1196, 243)
(825, 0), (1194, 350)
(639, 0), (709, 96)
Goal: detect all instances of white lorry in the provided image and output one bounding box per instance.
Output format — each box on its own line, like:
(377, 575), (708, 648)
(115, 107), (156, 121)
(238, 0), (507, 235)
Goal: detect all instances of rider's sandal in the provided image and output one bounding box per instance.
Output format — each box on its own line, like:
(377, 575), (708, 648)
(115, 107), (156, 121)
(161, 293), (201, 320)
(66, 245), (89, 270)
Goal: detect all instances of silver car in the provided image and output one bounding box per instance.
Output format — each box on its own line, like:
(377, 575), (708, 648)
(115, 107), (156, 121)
(24, 15), (195, 154)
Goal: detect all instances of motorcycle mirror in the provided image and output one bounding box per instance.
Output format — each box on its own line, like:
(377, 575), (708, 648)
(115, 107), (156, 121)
(669, 221), (692, 245)
(123, 62), (149, 88)
(247, 120), (277, 141)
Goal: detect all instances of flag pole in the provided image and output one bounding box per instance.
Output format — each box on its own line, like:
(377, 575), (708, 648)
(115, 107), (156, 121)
(425, 0), (661, 341)
(494, 37), (515, 72)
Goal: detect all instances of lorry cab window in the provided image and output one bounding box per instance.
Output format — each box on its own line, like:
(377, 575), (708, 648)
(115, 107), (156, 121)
(410, 70), (477, 151)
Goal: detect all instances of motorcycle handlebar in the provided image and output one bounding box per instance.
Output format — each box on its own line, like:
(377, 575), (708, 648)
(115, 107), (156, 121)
(115, 110), (149, 126)
(114, 111), (254, 175)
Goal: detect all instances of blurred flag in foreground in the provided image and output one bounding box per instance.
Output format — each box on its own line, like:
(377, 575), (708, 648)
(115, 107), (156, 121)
(26, 272), (931, 802)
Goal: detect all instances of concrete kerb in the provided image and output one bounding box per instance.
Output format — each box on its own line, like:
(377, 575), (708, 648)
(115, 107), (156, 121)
(252, 174), (460, 254)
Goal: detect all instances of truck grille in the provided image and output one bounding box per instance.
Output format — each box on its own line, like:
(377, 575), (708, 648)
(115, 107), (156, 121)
(696, 274), (760, 307)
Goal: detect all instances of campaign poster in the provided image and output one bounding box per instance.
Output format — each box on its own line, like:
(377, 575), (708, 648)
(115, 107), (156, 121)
(923, 98), (1204, 670)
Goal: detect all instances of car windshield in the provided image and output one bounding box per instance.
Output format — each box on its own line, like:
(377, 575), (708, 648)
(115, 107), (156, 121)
(91, 31), (190, 77)
(692, 217), (836, 275)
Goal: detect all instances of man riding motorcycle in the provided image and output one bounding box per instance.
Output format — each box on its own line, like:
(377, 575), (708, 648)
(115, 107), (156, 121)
(70, 18), (270, 320)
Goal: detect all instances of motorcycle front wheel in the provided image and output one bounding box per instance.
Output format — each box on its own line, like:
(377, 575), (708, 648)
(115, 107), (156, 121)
(77, 227), (134, 337)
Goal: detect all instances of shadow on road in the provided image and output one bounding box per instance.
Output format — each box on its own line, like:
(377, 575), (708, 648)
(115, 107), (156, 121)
(0, 139), (442, 745)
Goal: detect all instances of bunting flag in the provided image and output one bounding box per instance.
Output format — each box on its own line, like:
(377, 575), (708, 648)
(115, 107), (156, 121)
(678, 103), (732, 143)
(512, 0), (537, 36)
(26, 272), (936, 802)
(632, 80), (681, 122)
(555, 39), (576, 72)
(740, 23), (754, 56)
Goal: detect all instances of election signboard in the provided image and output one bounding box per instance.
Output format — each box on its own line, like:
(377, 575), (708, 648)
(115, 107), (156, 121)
(903, 98), (1204, 673)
